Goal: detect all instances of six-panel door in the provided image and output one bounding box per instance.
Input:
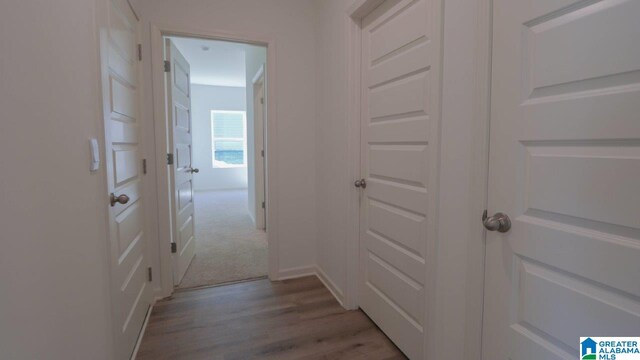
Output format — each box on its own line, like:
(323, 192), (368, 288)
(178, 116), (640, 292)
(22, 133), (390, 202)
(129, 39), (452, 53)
(483, 0), (640, 358)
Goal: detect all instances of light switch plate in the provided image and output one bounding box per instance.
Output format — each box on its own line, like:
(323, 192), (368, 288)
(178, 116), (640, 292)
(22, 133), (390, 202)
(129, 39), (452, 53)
(90, 138), (100, 171)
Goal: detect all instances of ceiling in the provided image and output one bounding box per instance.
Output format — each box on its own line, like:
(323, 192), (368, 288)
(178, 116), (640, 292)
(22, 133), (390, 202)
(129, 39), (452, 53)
(170, 37), (248, 87)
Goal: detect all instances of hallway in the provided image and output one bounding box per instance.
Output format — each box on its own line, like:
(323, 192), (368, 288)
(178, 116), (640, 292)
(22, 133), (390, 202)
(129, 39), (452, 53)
(178, 190), (268, 289)
(5, 0), (639, 358)
(137, 277), (406, 359)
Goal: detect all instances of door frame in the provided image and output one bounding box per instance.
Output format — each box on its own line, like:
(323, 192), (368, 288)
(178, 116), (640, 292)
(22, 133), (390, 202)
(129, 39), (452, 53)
(345, 0), (492, 358)
(150, 24), (278, 298)
(252, 65), (267, 230)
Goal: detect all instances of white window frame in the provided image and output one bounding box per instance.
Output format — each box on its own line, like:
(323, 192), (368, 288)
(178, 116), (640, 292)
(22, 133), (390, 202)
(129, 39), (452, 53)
(210, 110), (247, 168)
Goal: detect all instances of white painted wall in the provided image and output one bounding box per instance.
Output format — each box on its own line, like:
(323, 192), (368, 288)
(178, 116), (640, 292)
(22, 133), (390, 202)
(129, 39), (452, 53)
(313, 0), (353, 304)
(0, 0), (113, 358)
(136, 0), (318, 276)
(246, 46), (267, 226)
(191, 84), (248, 191)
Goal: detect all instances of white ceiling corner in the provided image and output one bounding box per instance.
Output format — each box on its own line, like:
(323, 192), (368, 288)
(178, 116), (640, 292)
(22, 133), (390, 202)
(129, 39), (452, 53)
(170, 37), (248, 88)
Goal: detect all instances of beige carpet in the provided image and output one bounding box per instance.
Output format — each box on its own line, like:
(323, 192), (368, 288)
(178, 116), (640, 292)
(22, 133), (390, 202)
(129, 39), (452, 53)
(177, 190), (267, 289)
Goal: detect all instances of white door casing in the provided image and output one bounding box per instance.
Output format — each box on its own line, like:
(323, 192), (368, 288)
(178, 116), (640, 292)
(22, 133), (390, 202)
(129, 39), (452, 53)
(165, 39), (196, 286)
(150, 27), (279, 296)
(253, 73), (267, 230)
(100, 0), (153, 358)
(482, 0), (640, 359)
(358, 0), (440, 358)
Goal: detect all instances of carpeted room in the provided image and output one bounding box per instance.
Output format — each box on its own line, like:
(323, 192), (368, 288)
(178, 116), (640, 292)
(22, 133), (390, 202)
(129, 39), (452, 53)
(179, 190), (267, 288)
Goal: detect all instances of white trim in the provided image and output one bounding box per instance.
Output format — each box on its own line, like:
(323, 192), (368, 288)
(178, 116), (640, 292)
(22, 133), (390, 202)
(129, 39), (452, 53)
(428, 0), (492, 358)
(151, 25), (173, 299)
(466, 0), (492, 357)
(347, 0), (386, 20)
(276, 266), (316, 281)
(251, 66), (266, 231)
(193, 188), (249, 192)
(315, 266), (345, 308)
(150, 24), (279, 299)
(130, 304), (153, 360)
(252, 64), (265, 85)
(125, 0), (140, 21)
(275, 267), (345, 309)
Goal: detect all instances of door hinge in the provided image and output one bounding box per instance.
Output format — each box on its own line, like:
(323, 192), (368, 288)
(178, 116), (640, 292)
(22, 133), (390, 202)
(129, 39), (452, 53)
(137, 44), (142, 61)
(164, 60), (171, 72)
(167, 153), (174, 165)
(262, 201), (266, 209)
(260, 97), (264, 105)
(261, 149), (264, 157)
(147, 267), (153, 282)
(171, 242), (177, 253)
(142, 158), (147, 174)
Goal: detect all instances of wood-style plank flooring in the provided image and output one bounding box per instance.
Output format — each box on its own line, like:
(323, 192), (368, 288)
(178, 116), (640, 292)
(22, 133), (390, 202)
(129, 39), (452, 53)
(137, 276), (407, 359)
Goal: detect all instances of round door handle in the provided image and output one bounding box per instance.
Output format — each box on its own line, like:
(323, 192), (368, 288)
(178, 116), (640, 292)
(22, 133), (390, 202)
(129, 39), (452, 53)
(110, 193), (130, 207)
(482, 210), (511, 233)
(188, 167), (199, 174)
(354, 178), (367, 189)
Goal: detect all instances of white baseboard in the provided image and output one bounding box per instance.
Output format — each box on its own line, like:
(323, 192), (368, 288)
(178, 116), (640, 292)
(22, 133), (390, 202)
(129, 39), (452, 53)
(194, 187), (248, 192)
(134, 266), (348, 359)
(128, 268), (350, 360)
(315, 266), (345, 308)
(131, 304), (153, 359)
(276, 265), (316, 280)
(276, 265), (347, 309)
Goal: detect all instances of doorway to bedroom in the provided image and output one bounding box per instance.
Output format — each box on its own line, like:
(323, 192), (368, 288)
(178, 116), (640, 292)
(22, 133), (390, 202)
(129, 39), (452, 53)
(165, 36), (268, 289)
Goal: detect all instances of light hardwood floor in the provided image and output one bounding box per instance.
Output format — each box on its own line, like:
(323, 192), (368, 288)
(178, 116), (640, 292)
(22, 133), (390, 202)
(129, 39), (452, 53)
(137, 276), (407, 359)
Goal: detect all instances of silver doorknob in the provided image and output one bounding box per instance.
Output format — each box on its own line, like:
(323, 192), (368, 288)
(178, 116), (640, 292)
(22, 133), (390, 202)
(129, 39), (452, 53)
(110, 193), (130, 207)
(482, 210), (511, 233)
(188, 167), (199, 174)
(354, 178), (367, 189)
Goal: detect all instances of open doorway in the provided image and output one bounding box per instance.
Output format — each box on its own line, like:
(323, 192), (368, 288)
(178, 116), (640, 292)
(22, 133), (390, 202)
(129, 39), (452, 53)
(164, 36), (268, 289)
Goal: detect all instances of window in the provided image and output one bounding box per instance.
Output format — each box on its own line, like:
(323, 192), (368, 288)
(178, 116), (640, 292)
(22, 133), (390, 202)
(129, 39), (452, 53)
(211, 110), (247, 168)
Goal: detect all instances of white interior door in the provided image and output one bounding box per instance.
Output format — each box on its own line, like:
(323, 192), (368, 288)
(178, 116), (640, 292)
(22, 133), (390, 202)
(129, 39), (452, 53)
(483, 0), (640, 358)
(358, 0), (437, 358)
(254, 77), (266, 230)
(101, 0), (153, 358)
(165, 39), (196, 286)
